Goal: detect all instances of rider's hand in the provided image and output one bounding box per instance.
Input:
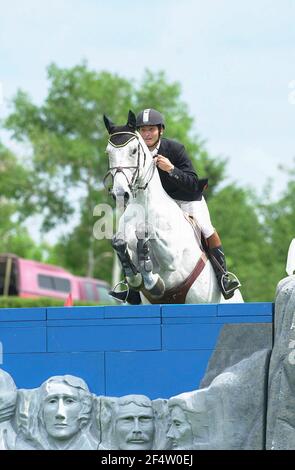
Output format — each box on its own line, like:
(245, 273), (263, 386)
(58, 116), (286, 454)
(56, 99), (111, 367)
(154, 155), (174, 173)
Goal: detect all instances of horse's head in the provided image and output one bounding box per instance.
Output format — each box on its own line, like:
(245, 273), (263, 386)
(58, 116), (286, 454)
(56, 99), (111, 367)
(103, 111), (153, 206)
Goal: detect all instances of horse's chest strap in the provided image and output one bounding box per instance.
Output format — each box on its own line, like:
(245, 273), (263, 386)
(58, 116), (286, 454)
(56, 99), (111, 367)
(143, 253), (207, 304)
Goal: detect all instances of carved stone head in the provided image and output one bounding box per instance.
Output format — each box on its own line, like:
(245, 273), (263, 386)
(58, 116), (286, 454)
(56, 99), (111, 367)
(38, 375), (93, 447)
(114, 395), (155, 450)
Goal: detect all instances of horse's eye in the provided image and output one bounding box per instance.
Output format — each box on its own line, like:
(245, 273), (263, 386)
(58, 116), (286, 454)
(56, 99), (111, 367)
(132, 148), (137, 155)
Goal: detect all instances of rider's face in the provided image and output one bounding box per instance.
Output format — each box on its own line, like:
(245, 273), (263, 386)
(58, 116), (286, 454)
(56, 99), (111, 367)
(138, 126), (161, 150)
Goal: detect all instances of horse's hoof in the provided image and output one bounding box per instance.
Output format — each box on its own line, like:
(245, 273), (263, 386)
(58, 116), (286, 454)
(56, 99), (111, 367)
(127, 273), (143, 290)
(146, 277), (165, 298)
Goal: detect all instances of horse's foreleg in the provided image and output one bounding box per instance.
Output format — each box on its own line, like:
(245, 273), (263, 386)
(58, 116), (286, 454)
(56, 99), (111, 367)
(111, 235), (142, 289)
(136, 233), (165, 297)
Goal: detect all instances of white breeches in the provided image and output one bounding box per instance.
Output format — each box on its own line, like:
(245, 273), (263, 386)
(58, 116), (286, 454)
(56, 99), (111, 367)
(175, 197), (215, 239)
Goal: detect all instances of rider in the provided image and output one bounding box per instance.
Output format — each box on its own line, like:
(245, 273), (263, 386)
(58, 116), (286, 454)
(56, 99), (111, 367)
(110, 108), (240, 303)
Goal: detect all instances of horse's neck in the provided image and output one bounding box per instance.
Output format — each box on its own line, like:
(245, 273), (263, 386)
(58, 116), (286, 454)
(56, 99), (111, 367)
(130, 160), (203, 274)
(135, 163), (177, 210)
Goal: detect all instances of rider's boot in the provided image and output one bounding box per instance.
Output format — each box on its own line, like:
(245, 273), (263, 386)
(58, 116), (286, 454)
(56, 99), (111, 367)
(109, 288), (141, 305)
(208, 246), (240, 299)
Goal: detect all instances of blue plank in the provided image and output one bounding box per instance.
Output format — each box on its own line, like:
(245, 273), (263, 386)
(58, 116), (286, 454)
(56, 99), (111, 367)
(105, 304), (161, 319)
(0, 308), (46, 322)
(47, 319), (106, 327)
(161, 304), (218, 318)
(216, 316), (272, 324)
(218, 302), (273, 317)
(47, 324), (161, 352)
(0, 327), (46, 353)
(163, 316), (272, 324)
(163, 317), (220, 325)
(105, 350), (213, 399)
(162, 323), (222, 350)
(0, 321), (46, 327)
(1, 352), (105, 395)
(47, 318), (160, 327)
(47, 306), (105, 320)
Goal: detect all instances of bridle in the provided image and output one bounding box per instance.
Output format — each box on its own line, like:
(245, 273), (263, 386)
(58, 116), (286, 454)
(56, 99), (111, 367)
(103, 131), (156, 196)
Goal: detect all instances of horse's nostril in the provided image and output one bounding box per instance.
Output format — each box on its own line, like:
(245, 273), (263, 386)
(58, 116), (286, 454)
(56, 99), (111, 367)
(108, 189), (116, 200)
(112, 190), (130, 205)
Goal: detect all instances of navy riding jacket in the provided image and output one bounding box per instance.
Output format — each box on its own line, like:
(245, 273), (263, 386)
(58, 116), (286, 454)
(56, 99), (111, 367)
(157, 138), (208, 201)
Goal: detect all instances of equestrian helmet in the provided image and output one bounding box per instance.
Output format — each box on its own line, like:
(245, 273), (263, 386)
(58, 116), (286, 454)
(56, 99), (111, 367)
(136, 109), (165, 129)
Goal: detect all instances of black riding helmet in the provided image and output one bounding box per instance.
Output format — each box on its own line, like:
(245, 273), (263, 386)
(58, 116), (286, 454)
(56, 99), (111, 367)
(136, 109), (165, 129)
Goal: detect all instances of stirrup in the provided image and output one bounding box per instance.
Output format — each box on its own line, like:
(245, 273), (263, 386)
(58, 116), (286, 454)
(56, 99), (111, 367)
(221, 272), (241, 298)
(109, 281), (129, 303)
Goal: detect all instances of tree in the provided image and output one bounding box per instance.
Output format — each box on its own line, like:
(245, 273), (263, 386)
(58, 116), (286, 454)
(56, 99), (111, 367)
(256, 158), (295, 293)
(0, 142), (43, 259)
(5, 64), (226, 282)
(209, 184), (275, 301)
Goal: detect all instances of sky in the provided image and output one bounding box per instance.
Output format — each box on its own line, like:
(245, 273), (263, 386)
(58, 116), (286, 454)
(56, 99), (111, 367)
(0, 0), (295, 241)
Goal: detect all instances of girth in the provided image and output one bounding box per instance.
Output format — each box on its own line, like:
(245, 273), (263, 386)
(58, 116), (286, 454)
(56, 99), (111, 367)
(141, 252), (207, 304)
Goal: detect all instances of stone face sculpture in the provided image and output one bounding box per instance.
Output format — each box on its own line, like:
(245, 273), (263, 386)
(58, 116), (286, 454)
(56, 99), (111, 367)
(15, 375), (99, 450)
(167, 391), (209, 450)
(0, 368), (17, 450)
(99, 395), (156, 450)
(167, 403), (197, 450)
(114, 395), (155, 450)
(1, 363), (269, 450)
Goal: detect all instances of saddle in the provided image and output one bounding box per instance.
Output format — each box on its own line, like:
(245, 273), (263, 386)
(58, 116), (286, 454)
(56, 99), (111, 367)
(184, 213), (208, 254)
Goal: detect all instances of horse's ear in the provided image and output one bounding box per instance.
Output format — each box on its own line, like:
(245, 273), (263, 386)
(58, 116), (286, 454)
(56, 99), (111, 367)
(103, 115), (115, 134)
(127, 110), (136, 130)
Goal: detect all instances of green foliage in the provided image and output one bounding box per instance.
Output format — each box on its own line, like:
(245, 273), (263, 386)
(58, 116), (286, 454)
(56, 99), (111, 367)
(209, 185), (277, 301)
(0, 141), (44, 259)
(255, 160), (295, 292)
(5, 65), (134, 232)
(48, 200), (114, 282)
(0, 143), (29, 198)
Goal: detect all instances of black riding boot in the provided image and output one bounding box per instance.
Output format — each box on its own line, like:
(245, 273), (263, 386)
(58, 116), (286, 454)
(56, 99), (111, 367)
(109, 287), (142, 305)
(208, 246), (240, 299)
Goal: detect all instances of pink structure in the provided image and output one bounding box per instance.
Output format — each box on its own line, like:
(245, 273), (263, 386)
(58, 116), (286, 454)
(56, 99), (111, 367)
(0, 253), (112, 302)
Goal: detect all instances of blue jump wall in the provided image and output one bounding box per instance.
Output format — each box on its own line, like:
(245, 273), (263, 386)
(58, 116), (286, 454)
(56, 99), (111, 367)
(0, 303), (273, 399)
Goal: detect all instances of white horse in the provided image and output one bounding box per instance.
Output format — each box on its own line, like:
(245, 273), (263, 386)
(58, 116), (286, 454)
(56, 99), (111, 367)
(104, 111), (243, 304)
